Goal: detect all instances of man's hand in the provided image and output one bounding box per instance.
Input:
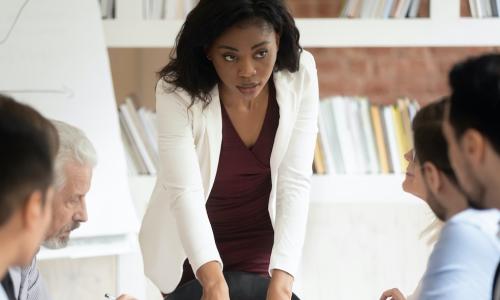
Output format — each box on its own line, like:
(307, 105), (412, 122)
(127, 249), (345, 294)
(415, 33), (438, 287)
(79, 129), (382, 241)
(197, 261), (230, 300)
(266, 269), (294, 300)
(380, 288), (406, 300)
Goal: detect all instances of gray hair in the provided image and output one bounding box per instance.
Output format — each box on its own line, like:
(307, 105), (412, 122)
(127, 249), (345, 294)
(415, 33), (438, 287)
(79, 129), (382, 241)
(51, 120), (97, 189)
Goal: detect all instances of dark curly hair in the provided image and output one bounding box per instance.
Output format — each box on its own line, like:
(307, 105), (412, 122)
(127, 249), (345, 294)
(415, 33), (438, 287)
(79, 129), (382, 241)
(448, 53), (500, 155)
(159, 0), (302, 105)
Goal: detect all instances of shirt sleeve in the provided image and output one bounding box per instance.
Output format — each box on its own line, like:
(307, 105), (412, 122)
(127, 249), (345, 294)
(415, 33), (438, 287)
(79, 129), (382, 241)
(418, 222), (500, 300)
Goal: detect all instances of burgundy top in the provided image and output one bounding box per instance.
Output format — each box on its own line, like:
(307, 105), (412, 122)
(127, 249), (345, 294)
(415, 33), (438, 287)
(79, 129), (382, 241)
(177, 88), (279, 288)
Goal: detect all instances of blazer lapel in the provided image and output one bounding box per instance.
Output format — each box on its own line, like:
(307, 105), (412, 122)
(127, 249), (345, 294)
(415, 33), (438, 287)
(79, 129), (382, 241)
(271, 71), (295, 171)
(204, 86), (222, 199)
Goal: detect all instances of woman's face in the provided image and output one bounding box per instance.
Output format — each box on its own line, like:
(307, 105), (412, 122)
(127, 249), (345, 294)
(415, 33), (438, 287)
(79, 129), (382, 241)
(206, 20), (279, 102)
(402, 149), (427, 200)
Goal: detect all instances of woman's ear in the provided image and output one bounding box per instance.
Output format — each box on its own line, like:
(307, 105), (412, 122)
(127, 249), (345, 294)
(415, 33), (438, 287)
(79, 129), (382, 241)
(422, 162), (442, 195)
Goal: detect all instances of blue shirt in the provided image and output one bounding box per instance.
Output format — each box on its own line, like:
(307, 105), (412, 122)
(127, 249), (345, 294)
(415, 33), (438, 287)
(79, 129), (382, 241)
(418, 209), (500, 300)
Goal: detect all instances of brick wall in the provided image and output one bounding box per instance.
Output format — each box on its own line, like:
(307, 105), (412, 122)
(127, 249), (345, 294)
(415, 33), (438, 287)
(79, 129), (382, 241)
(286, 0), (498, 105)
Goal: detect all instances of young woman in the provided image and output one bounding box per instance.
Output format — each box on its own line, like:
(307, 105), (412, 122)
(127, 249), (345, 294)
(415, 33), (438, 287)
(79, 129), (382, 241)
(139, 1), (318, 299)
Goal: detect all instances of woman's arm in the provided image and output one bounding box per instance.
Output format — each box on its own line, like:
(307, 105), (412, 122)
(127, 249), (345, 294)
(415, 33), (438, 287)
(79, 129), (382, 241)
(155, 82), (225, 291)
(268, 51), (320, 299)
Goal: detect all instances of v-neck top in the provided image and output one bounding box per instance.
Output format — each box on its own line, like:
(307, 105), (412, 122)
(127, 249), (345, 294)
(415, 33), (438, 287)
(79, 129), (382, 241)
(177, 86), (279, 287)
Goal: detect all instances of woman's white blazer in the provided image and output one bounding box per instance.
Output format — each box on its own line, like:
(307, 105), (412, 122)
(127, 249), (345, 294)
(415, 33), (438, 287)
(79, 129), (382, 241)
(139, 50), (319, 293)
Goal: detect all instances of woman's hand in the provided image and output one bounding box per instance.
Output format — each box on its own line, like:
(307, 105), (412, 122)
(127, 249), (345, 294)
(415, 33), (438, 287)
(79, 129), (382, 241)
(197, 261), (230, 300)
(266, 269), (294, 300)
(380, 288), (406, 300)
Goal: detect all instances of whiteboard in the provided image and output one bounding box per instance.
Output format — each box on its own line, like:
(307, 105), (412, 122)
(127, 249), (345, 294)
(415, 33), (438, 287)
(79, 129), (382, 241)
(0, 0), (139, 238)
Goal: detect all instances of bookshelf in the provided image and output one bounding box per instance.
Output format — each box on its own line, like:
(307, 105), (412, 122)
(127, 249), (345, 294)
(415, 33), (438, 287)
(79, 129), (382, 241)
(104, 18), (500, 48)
(106, 0), (499, 225)
(104, 0), (500, 47)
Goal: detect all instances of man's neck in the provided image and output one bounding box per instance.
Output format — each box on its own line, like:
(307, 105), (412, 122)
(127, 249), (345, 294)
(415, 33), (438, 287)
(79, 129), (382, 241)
(442, 182), (469, 221)
(483, 158), (500, 209)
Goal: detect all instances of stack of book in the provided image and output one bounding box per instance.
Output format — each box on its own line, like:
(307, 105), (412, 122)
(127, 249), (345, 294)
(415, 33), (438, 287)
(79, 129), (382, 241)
(339, 0), (422, 18)
(142, 0), (198, 20)
(469, 0), (500, 17)
(119, 98), (159, 175)
(314, 97), (419, 175)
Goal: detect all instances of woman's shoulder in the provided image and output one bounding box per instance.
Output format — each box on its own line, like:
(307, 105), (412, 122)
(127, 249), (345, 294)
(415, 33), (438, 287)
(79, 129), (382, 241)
(156, 79), (191, 103)
(275, 50), (317, 88)
(299, 50), (316, 70)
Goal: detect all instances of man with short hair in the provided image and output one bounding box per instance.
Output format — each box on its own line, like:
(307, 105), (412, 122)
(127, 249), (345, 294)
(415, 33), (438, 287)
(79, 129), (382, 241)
(0, 94), (57, 300)
(442, 53), (500, 300)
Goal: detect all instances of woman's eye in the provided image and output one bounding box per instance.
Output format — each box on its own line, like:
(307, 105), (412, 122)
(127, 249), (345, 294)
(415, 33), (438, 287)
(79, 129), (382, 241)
(255, 50), (268, 58)
(223, 55), (236, 62)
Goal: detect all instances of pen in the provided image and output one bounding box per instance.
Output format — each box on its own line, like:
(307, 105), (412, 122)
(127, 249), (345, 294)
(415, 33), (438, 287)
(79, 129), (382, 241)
(104, 293), (116, 300)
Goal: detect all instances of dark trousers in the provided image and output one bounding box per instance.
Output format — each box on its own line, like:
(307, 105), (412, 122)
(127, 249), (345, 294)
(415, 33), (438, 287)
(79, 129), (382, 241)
(166, 272), (300, 300)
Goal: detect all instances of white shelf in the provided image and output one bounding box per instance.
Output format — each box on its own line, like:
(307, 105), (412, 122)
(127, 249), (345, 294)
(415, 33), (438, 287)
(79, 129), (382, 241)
(127, 174), (423, 207)
(310, 174), (422, 204)
(103, 18), (500, 48)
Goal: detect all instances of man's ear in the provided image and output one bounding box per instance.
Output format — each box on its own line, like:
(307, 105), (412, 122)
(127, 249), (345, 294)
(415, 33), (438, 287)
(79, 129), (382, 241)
(21, 190), (43, 230)
(462, 129), (486, 167)
(422, 162), (442, 194)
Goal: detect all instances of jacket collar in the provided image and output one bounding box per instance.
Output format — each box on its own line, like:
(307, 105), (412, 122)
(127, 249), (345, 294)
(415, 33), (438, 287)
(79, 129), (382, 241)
(203, 71), (295, 190)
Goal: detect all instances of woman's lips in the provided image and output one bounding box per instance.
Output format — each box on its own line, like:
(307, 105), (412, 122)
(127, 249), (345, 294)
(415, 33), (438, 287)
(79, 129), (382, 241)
(237, 83), (259, 94)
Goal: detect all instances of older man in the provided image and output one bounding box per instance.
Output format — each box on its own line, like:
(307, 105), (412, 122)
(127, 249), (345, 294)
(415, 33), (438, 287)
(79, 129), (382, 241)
(7, 120), (135, 300)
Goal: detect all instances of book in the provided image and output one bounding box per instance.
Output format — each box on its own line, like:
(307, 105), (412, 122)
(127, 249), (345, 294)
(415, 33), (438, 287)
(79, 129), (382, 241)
(322, 99), (346, 173)
(370, 105), (391, 173)
(383, 106), (402, 173)
(392, 0), (410, 18)
(398, 98), (414, 150)
(408, 0), (421, 18)
(318, 102), (337, 173)
(492, 0), (500, 16)
(359, 100), (380, 173)
(124, 97), (159, 167)
(313, 135), (326, 175)
(483, 0), (493, 17)
(119, 113), (148, 174)
(119, 102), (157, 174)
(332, 98), (361, 173)
(348, 99), (371, 173)
(383, 0), (396, 18)
(470, 0), (478, 17)
(361, 0), (377, 18)
(100, 0), (114, 19)
(392, 104), (408, 172)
